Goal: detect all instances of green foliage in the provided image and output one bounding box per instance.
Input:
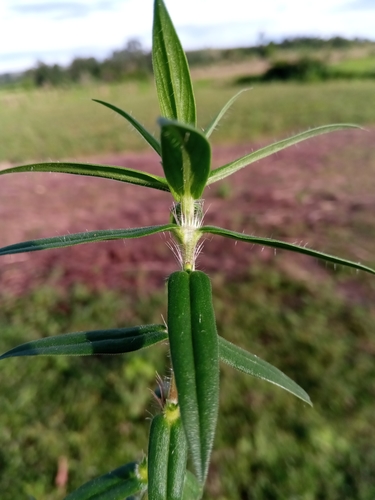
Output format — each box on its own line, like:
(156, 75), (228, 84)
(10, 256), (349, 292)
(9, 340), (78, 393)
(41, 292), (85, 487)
(261, 58), (330, 82)
(0, 325), (167, 359)
(1, 269), (375, 498)
(236, 57), (375, 85)
(0, 285), (167, 499)
(148, 407), (188, 500)
(0, 0), (374, 498)
(168, 271), (219, 484)
(3, 82), (375, 163)
(152, 0), (196, 125)
(219, 337), (311, 405)
(159, 120), (211, 201)
(64, 462), (145, 500)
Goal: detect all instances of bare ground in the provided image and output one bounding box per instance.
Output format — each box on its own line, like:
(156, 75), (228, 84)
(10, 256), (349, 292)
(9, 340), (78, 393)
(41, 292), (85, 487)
(1, 128), (374, 295)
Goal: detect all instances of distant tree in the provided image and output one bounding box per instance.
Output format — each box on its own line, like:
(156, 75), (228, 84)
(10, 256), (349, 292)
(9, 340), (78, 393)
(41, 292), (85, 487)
(69, 57), (101, 83)
(32, 62), (64, 87)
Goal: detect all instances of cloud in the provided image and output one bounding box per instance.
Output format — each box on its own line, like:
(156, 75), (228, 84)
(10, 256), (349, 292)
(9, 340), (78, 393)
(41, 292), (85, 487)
(10, 1), (120, 20)
(176, 19), (267, 49)
(341, 0), (375, 10)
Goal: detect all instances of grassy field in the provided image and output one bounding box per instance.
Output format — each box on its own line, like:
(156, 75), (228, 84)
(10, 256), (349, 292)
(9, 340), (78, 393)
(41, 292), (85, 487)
(1, 79), (375, 163)
(1, 266), (375, 499)
(331, 56), (375, 74)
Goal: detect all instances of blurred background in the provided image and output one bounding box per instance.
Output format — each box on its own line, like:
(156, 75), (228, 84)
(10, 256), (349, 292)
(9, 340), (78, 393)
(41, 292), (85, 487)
(1, 1), (375, 499)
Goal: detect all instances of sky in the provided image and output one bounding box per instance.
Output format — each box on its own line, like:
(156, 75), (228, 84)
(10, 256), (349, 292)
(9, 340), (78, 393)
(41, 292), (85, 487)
(0, 0), (374, 74)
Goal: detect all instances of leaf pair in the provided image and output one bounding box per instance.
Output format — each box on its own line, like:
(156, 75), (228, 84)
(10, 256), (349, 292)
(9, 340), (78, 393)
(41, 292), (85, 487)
(167, 271), (219, 485)
(63, 458), (201, 500)
(148, 405), (189, 500)
(64, 462), (145, 500)
(1, 221), (373, 278)
(0, 318), (310, 406)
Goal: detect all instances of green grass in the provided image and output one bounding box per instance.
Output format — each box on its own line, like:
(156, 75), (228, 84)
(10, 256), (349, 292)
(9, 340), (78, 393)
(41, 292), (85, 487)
(1, 80), (375, 163)
(332, 56), (375, 74)
(1, 266), (375, 499)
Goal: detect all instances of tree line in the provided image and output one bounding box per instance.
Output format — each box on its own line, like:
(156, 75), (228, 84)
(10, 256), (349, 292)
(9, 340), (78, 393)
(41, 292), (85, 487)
(0, 36), (373, 88)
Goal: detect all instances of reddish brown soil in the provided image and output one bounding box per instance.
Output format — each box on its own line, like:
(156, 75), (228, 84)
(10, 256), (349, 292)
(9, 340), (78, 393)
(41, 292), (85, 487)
(1, 128), (374, 295)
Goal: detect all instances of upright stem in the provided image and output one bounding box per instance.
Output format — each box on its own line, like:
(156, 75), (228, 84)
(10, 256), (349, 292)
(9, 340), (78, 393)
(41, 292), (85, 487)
(172, 197), (204, 271)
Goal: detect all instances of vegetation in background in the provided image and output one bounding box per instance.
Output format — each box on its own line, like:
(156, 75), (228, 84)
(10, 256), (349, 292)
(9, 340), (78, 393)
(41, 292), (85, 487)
(2, 80), (375, 163)
(236, 57), (375, 84)
(1, 266), (375, 499)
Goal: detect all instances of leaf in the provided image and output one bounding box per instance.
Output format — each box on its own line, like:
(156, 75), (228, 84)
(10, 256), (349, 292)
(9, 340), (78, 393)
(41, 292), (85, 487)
(200, 226), (375, 276)
(159, 119), (211, 200)
(92, 99), (161, 155)
(0, 162), (169, 192)
(167, 271), (219, 485)
(0, 324), (167, 360)
(147, 408), (188, 500)
(204, 89), (249, 138)
(219, 337), (312, 405)
(152, 0), (196, 125)
(64, 462), (144, 500)
(0, 224), (178, 256)
(182, 471), (202, 500)
(207, 124), (361, 185)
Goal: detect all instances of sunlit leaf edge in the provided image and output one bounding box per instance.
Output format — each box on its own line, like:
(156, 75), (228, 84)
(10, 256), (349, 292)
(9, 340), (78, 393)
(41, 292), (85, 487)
(0, 162), (169, 192)
(204, 88), (249, 138)
(207, 124), (362, 185)
(200, 225), (375, 275)
(219, 336), (312, 405)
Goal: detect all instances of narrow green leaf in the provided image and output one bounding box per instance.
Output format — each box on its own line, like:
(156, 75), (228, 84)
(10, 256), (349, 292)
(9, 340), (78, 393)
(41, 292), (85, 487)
(167, 411), (188, 500)
(64, 462), (144, 500)
(204, 89), (249, 138)
(200, 226), (375, 276)
(219, 337), (312, 406)
(189, 271), (219, 482)
(147, 407), (188, 500)
(152, 0), (196, 125)
(0, 224), (178, 256)
(182, 471), (202, 500)
(148, 414), (170, 500)
(207, 124), (361, 185)
(0, 325), (167, 360)
(167, 271), (219, 485)
(0, 162), (169, 192)
(93, 99), (161, 155)
(159, 119), (211, 200)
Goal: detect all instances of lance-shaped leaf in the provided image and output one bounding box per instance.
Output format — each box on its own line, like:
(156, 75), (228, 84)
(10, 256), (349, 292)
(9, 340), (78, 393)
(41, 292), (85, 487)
(0, 224), (178, 256)
(152, 0), (196, 125)
(148, 405), (188, 500)
(207, 124), (361, 185)
(219, 337), (311, 405)
(200, 226), (375, 276)
(0, 162), (169, 192)
(93, 99), (161, 155)
(204, 89), (249, 138)
(0, 325), (167, 360)
(159, 119), (211, 200)
(64, 461), (145, 500)
(168, 271), (219, 485)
